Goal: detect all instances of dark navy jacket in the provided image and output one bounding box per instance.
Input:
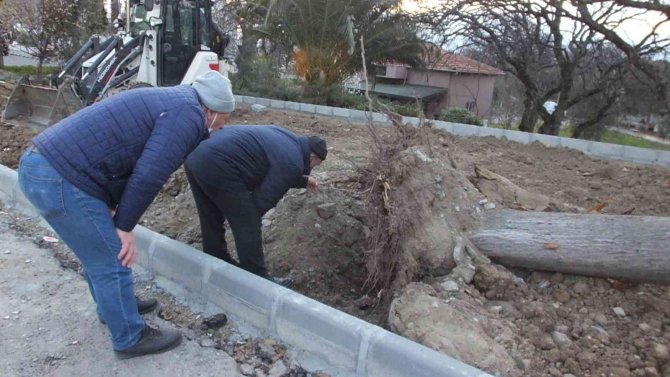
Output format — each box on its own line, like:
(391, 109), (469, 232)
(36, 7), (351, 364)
(33, 85), (208, 231)
(185, 125), (311, 215)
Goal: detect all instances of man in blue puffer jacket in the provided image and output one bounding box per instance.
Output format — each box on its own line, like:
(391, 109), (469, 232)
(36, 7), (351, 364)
(185, 125), (327, 288)
(17, 70), (234, 359)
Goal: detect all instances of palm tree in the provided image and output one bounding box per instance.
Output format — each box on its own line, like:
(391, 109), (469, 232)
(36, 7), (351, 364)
(259, 0), (425, 85)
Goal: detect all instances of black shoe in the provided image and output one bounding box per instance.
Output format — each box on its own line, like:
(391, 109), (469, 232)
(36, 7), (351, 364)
(99, 297), (159, 324)
(137, 297), (159, 315)
(114, 325), (182, 360)
(268, 276), (293, 288)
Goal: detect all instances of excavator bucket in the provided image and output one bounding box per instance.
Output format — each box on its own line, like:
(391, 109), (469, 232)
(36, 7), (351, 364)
(2, 80), (83, 131)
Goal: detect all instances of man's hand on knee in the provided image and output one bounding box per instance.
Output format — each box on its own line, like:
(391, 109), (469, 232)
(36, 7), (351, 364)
(116, 229), (137, 267)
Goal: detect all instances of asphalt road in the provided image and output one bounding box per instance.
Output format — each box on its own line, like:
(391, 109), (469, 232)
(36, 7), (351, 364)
(0, 209), (242, 377)
(2, 45), (58, 67)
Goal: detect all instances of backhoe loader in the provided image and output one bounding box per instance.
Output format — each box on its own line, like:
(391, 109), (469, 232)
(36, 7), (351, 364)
(2, 0), (231, 130)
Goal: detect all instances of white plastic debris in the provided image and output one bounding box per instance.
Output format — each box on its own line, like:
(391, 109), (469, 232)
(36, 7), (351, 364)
(612, 307), (626, 317)
(251, 104), (267, 113)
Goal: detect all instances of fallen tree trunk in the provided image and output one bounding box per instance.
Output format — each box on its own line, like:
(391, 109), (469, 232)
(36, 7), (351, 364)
(469, 210), (670, 284)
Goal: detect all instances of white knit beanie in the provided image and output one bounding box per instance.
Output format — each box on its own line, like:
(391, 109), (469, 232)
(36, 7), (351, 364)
(192, 71), (235, 113)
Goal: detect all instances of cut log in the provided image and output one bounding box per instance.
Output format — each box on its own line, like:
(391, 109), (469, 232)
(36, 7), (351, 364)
(469, 210), (670, 284)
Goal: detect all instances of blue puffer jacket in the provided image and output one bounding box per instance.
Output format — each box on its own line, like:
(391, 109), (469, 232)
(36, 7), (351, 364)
(33, 85), (208, 231)
(185, 125), (311, 215)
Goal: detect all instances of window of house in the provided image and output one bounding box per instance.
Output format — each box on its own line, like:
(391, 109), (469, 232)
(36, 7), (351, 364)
(466, 101), (476, 112)
(375, 65), (387, 76)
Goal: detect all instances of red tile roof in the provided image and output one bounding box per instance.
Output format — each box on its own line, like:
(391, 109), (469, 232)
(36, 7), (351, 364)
(427, 52), (504, 75)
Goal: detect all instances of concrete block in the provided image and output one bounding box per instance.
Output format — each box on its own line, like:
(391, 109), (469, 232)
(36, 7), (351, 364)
(270, 99), (285, 109)
(315, 105), (333, 116)
(402, 116), (420, 128)
(501, 129), (532, 144)
(349, 109), (369, 122)
(558, 137), (591, 153)
(284, 101), (301, 112)
(589, 141), (625, 159)
(365, 331), (493, 377)
(151, 235), (209, 293)
(621, 146), (660, 165)
(371, 112), (388, 123)
(233, 95), (246, 104)
(657, 150), (670, 167)
(450, 122), (481, 137)
(0, 164), (17, 198)
(133, 225), (156, 271)
(299, 103), (316, 114)
(0, 165), (18, 207)
(274, 293), (365, 373)
(478, 127), (504, 138)
(255, 97), (271, 107)
(205, 263), (285, 330)
(332, 107), (350, 118)
(530, 133), (561, 147)
(432, 120), (454, 133)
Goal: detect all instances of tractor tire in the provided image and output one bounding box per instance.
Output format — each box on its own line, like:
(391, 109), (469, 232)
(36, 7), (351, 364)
(125, 81), (154, 90)
(95, 81), (154, 103)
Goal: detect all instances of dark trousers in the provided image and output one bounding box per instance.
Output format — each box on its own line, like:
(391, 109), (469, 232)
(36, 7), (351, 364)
(185, 168), (268, 277)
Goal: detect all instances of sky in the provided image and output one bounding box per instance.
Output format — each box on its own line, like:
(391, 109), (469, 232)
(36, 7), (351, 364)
(400, 0), (670, 46)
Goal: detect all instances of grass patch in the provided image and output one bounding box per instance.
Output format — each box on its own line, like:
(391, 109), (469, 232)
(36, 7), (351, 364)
(600, 130), (670, 151)
(560, 126), (670, 150)
(0, 65), (59, 76)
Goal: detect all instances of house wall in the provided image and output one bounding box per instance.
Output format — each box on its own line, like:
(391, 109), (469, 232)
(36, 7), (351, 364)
(405, 70), (497, 118)
(382, 64), (409, 79)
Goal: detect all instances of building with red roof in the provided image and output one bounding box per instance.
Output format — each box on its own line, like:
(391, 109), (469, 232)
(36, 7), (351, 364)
(349, 51), (503, 119)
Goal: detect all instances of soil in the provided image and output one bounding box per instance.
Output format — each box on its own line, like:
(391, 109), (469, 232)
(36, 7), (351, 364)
(2, 81), (670, 376)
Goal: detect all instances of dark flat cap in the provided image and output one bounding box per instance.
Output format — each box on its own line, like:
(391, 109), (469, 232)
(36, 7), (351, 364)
(309, 136), (327, 160)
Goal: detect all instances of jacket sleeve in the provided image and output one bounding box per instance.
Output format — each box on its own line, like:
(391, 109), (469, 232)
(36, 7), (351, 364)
(114, 105), (205, 231)
(252, 162), (304, 216)
(295, 175), (308, 189)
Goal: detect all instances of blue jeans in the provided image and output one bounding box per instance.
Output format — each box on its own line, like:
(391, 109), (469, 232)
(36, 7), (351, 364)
(18, 148), (144, 351)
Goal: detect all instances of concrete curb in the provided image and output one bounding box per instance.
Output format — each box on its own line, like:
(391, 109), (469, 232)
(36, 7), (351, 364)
(233, 95), (670, 168)
(0, 163), (491, 377)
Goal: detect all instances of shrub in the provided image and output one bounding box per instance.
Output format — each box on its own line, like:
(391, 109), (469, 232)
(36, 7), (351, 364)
(301, 83), (367, 108)
(387, 100), (421, 117)
(439, 107), (483, 126)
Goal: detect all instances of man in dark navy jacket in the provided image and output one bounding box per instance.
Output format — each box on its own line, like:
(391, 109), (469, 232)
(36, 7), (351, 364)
(17, 71), (234, 359)
(185, 125), (327, 288)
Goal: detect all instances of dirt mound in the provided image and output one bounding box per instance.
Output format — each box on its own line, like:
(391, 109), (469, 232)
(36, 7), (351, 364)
(0, 123), (35, 168)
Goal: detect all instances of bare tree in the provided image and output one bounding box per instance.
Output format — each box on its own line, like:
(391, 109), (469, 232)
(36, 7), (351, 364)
(1, 0), (79, 75)
(421, 0), (665, 136)
(491, 75), (525, 129)
(567, 0), (670, 109)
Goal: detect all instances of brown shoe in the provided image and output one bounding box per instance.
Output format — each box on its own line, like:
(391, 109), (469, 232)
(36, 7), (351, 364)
(114, 325), (182, 360)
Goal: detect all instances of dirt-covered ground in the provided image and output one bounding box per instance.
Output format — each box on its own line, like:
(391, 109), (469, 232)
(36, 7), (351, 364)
(2, 82), (670, 376)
